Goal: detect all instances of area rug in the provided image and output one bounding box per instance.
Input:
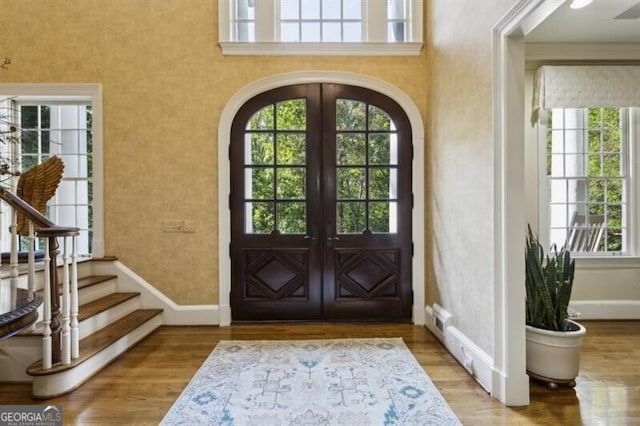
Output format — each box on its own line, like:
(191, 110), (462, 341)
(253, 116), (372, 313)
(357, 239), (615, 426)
(160, 338), (461, 425)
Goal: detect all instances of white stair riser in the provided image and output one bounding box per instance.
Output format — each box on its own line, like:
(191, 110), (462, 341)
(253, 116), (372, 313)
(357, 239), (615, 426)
(31, 315), (163, 399)
(76, 260), (94, 278)
(78, 279), (117, 305)
(31, 279), (119, 322)
(79, 298), (141, 339)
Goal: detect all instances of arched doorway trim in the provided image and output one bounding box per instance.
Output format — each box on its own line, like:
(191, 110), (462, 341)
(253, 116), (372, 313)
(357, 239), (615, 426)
(217, 71), (425, 326)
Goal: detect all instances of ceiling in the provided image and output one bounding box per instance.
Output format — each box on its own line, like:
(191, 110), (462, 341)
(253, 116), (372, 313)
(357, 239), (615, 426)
(526, 0), (640, 43)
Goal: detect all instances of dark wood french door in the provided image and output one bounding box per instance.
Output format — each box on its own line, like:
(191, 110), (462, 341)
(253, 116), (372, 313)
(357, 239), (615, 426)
(230, 83), (412, 321)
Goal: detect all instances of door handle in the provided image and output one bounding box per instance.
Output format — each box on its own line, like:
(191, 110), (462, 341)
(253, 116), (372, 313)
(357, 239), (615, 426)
(304, 226), (318, 246)
(326, 225), (340, 247)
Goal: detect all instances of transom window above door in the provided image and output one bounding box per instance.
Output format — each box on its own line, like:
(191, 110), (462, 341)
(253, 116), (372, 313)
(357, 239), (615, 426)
(218, 0), (424, 56)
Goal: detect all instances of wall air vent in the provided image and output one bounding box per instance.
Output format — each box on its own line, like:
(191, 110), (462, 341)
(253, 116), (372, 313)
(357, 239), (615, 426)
(615, 2), (640, 19)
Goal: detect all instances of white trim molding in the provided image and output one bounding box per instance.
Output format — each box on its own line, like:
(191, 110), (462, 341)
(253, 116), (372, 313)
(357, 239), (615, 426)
(492, 0), (560, 407)
(526, 43), (640, 69)
(0, 83), (104, 258)
(89, 261), (219, 325)
(570, 300), (640, 320)
(425, 305), (494, 393)
(217, 71), (426, 327)
(219, 42), (423, 56)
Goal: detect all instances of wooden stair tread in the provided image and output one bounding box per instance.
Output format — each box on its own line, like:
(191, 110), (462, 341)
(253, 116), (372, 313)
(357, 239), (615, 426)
(26, 309), (163, 376)
(78, 292), (140, 322)
(17, 291), (140, 337)
(77, 275), (117, 290)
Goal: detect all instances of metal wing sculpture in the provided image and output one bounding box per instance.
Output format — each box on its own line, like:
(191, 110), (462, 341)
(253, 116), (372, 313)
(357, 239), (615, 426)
(16, 156), (65, 236)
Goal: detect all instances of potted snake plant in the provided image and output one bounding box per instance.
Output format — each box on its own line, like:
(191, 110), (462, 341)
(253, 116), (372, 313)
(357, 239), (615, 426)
(525, 225), (586, 389)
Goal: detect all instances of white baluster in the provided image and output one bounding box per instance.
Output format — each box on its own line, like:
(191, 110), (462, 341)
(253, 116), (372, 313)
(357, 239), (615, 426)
(28, 221), (36, 292)
(0, 201), (3, 270)
(9, 208), (18, 290)
(61, 237), (71, 364)
(27, 222), (37, 330)
(42, 238), (52, 370)
(70, 235), (79, 359)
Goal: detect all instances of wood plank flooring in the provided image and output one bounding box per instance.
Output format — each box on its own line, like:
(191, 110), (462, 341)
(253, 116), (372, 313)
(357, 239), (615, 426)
(1, 321), (638, 425)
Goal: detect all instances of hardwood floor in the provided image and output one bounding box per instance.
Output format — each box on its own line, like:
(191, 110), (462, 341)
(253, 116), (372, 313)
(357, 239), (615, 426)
(1, 321), (638, 425)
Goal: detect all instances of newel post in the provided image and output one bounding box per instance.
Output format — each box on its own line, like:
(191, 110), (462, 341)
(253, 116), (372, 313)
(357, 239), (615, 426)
(47, 235), (61, 365)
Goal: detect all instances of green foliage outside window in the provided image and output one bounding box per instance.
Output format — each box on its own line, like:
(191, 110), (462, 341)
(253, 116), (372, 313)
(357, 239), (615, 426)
(244, 98), (398, 235)
(587, 108), (623, 251)
(546, 108), (624, 252)
(14, 104), (94, 253)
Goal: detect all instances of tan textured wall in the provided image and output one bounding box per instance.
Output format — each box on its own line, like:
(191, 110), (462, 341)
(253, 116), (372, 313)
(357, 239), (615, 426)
(1, 0), (427, 304)
(425, 0), (516, 353)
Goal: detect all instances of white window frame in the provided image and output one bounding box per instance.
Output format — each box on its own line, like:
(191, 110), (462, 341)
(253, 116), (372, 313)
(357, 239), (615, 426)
(0, 84), (104, 258)
(538, 107), (640, 257)
(218, 0), (424, 56)
(13, 101), (93, 256)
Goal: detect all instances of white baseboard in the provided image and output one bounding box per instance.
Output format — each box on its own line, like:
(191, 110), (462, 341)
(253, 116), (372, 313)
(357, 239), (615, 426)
(570, 300), (640, 320)
(424, 305), (493, 394)
(92, 261), (220, 325)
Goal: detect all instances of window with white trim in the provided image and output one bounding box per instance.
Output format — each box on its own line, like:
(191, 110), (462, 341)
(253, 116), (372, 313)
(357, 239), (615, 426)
(1, 98), (93, 256)
(219, 0), (424, 56)
(539, 107), (640, 255)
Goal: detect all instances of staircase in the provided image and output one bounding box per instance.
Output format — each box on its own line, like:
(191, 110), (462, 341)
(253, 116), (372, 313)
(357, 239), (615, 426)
(0, 258), (163, 399)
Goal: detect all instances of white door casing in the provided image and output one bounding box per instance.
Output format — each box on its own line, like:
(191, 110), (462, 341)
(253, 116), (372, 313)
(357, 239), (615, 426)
(217, 72), (425, 326)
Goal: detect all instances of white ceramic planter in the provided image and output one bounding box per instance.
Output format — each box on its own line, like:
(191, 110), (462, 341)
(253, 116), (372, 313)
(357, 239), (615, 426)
(525, 319), (586, 389)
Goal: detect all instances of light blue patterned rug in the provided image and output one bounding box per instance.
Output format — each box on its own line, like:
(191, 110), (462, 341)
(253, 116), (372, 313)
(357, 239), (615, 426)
(161, 338), (461, 425)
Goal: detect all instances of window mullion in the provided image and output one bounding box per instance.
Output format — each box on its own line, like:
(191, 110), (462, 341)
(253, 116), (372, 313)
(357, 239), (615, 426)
(410, 0), (423, 43)
(256, 0), (277, 42)
(623, 108), (637, 254)
(220, 0), (231, 42)
(366, 1), (386, 42)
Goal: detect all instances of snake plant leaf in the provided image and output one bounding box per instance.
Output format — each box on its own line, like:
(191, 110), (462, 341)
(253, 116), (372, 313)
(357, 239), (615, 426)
(525, 225), (576, 331)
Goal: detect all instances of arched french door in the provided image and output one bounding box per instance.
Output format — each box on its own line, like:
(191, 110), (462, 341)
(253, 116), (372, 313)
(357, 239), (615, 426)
(230, 83), (413, 321)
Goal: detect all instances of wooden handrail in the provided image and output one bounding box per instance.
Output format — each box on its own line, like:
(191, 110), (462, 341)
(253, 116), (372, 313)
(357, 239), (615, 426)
(0, 187), (79, 237)
(0, 186), (54, 228)
(37, 227), (81, 238)
(0, 185), (79, 366)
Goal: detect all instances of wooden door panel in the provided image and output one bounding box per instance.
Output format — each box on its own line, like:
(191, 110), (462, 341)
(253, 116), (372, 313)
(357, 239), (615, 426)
(323, 248), (411, 321)
(244, 249), (309, 299)
(335, 249), (400, 298)
(233, 248), (322, 320)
